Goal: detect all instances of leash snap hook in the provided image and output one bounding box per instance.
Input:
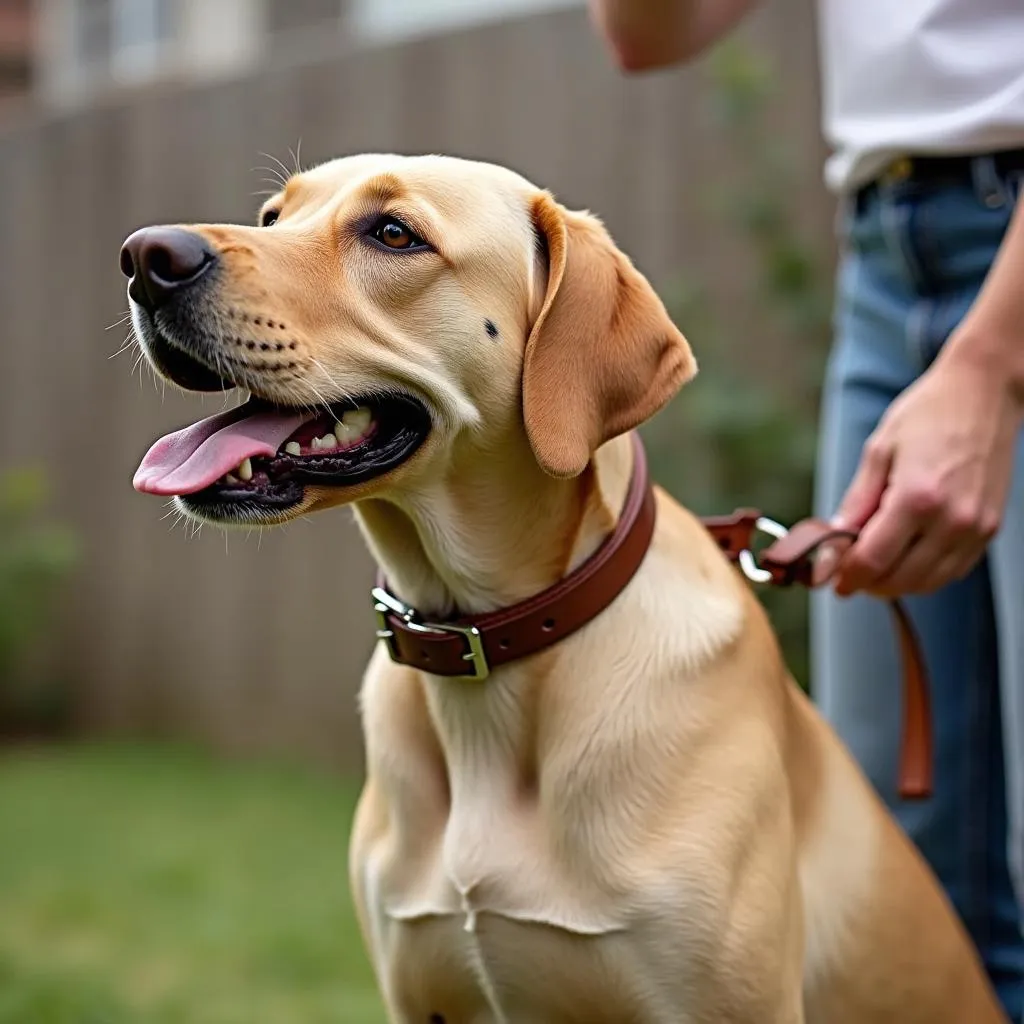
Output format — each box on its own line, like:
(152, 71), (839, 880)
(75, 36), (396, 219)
(738, 517), (789, 584)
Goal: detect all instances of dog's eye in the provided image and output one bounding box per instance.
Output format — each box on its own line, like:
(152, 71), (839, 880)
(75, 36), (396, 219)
(260, 209), (279, 227)
(370, 216), (427, 251)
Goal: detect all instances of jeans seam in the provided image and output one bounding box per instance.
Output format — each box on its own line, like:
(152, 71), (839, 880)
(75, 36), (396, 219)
(821, 329), (855, 523)
(923, 292), (956, 368)
(911, 185), (945, 293)
(974, 580), (993, 952)
(879, 189), (930, 297)
(990, 460), (1024, 953)
(904, 298), (931, 373)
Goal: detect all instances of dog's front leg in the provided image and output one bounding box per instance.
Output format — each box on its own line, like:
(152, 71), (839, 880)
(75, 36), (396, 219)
(349, 777), (405, 1023)
(701, 843), (807, 1024)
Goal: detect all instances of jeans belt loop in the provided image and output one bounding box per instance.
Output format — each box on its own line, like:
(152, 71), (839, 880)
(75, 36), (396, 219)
(971, 153), (1008, 209)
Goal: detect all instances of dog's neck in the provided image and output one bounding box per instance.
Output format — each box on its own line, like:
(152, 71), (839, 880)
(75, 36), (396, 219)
(354, 433), (635, 619)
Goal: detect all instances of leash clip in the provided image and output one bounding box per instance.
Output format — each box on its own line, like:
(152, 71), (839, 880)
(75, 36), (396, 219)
(738, 517), (789, 584)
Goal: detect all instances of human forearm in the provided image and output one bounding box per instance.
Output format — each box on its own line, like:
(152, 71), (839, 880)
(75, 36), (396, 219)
(587, 0), (760, 72)
(940, 192), (1024, 412)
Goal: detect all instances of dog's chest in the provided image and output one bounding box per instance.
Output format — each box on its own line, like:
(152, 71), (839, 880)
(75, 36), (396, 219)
(359, 769), (699, 1024)
(381, 681), (631, 935)
(355, 673), (715, 1023)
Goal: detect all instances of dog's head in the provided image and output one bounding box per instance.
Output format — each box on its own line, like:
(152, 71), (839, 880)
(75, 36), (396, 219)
(125, 154), (695, 526)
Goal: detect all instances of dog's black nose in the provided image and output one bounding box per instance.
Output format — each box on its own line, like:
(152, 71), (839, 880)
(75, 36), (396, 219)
(119, 227), (216, 310)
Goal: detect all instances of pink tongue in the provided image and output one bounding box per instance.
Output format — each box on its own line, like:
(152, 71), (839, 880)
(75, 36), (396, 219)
(133, 404), (309, 496)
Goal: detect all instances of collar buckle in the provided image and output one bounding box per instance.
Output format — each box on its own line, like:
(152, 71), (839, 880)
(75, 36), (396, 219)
(371, 585), (490, 681)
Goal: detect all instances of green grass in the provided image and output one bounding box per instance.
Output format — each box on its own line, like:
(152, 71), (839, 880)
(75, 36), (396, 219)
(0, 742), (387, 1024)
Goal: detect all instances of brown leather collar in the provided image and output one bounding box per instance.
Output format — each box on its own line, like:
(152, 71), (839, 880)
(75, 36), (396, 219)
(372, 435), (656, 682)
(371, 437), (933, 801)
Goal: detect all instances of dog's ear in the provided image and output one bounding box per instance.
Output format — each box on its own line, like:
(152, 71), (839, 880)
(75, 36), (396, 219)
(523, 192), (696, 478)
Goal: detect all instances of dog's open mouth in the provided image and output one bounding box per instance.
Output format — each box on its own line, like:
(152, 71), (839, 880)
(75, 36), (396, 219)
(133, 393), (430, 516)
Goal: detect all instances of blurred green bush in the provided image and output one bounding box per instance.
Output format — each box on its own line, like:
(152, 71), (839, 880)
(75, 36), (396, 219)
(643, 42), (831, 687)
(0, 467), (79, 734)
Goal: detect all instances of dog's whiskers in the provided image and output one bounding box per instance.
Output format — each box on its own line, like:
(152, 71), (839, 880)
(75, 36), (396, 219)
(257, 151), (293, 188)
(108, 328), (139, 361)
(131, 347), (147, 384)
(105, 311), (133, 331)
(289, 139), (304, 177)
(262, 150), (292, 177)
(161, 502), (192, 537)
(306, 377), (342, 427)
(258, 176), (287, 194)
(310, 357), (357, 411)
(252, 163), (287, 187)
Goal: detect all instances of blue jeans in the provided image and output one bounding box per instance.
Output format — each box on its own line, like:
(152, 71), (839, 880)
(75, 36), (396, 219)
(811, 155), (1024, 1020)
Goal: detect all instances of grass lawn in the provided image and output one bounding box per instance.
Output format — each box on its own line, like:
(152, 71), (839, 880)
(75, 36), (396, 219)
(0, 742), (387, 1024)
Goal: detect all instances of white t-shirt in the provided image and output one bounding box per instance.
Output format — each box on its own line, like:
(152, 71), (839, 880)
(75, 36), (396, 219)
(818, 0), (1024, 193)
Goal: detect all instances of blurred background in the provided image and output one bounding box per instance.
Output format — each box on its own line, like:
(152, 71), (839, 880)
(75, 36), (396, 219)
(0, 0), (831, 1020)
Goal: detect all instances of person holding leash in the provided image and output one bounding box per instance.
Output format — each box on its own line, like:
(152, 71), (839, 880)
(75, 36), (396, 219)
(588, 0), (1024, 1016)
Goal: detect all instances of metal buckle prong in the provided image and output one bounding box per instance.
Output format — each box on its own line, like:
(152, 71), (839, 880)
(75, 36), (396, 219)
(370, 586), (491, 681)
(738, 516), (788, 584)
(429, 622), (489, 681)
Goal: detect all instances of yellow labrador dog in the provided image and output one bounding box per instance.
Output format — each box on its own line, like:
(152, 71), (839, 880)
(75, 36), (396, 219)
(124, 154), (1006, 1023)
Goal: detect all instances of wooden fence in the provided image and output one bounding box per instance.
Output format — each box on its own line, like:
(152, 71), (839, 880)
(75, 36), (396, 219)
(0, 1), (830, 771)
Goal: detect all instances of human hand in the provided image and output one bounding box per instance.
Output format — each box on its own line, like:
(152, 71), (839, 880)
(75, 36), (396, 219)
(829, 344), (1023, 598)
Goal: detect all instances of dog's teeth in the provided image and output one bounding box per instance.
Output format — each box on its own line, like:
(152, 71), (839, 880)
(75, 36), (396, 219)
(225, 473), (240, 485)
(237, 458), (253, 482)
(284, 441), (301, 456)
(337, 407), (371, 444)
(319, 432), (337, 449)
(310, 436), (322, 450)
(341, 407), (372, 434)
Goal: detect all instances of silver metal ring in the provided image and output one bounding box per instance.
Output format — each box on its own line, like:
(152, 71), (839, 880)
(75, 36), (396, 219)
(738, 516), (788, 584)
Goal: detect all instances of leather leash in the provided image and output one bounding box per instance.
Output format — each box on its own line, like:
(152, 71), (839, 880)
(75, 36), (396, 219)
(373, 436), (933, 801)
(701, 510), (933, 800)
